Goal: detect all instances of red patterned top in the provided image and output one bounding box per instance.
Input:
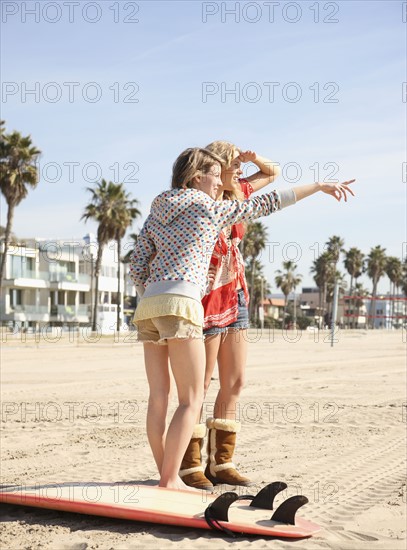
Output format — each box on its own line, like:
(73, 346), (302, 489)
(202, 180), (253, 329)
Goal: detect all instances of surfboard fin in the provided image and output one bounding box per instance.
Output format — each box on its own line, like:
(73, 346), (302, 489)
(205, 491), (239, 522)
(249, 481), (287, 510)
(204, 491), (242, 537)
(270, 495), (309, 525)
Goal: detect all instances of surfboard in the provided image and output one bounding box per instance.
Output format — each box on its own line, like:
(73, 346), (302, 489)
(0, 481), (321, 538)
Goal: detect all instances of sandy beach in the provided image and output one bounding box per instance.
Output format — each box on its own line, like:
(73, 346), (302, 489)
(1, 328), (406, 550)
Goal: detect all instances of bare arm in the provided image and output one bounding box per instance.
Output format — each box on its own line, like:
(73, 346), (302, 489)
(239, 150), (281, 191)
(293, 179), (356, 202)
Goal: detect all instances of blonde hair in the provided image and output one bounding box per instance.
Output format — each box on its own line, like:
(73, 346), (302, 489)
(205, 140), (244, 201)
(171, 147), (224, 190)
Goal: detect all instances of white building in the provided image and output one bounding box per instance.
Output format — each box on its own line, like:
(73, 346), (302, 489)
(299, 287), (369, 328)
(1, 234), (136, 334)
(367, 295), (406, 329)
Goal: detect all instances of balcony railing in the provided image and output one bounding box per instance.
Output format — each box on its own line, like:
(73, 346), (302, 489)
(6, 304), (117, 318)
(8, 270), (90, 285)
(9, 269), (42, 280)
(100, 304), (118, 312)
(50, 273), (91, 284)
(49, 272), (79, 283)
(50, 305), (90, 317)
(78, 274), (91, 284)
(8, 305), (49, 314)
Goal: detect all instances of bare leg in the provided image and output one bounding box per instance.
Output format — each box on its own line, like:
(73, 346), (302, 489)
(214, 329), (247, 420)
(205, 330), (252, 486)
(203, 334), (222, 394)
(200, 334), (222, 422)
(143, 342), (170, 474)
(159, 337), (205, 490)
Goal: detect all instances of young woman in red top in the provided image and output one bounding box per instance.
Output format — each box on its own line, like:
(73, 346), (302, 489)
(180, 141), (282, 490)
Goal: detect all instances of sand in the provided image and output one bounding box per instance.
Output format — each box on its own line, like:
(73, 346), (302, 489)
(1, 328), (406, 550)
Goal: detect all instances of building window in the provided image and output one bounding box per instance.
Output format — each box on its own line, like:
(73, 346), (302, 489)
(58, 260), (75, 273)
(10, 289), (22, 306)
(10, 255), (23, 278)
(50, 261), (76, 281)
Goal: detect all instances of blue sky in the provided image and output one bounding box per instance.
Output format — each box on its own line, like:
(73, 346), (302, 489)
(1, 0), (405, 293)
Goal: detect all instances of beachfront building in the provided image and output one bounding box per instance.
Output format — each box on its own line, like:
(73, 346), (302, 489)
(260, 297), (285, 321)
(299, 287), (366, 328)
(261, 290), (321, 326)
(342, 295), (368, 328)
(366, 295), (406, 330)
(341, 293), (407, 329)
(0, 234), (134, 334)
(299, 287), (321, 321)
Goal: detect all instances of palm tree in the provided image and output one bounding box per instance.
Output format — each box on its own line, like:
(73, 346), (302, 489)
(401, 260), (407, 322)
(112, 191), (141, 331)
(311, 252), (335, 327)
(402, 259), (407, 297)
(122, 232), (140, 320)
(123, 232), (139, 263)
(0, 226), (16, 241)
(365, 245), (387, 328)
(324, 236), (345, 324)
(343, 247), (364, 327)
(0, 126), (41, 286)
(386, 257), (403, 327)
(344, 247), (364, 292)
(241, 221), (268, 319)
(82, 179), (140, 332)
(325, 235), (345, 266)
(247, 260), (271, 324)
(275, 261), (302, 329)
(353, 282), (370, 328)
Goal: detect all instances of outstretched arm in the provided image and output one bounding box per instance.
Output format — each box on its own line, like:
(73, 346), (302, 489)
(239, 150), (281, 191)
(213, 189), (288, 229)
(213, 179), (355, 230)
(293, 179), (355, 202)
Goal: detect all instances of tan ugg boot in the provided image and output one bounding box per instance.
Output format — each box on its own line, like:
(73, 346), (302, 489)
(204, 418), (254, 486)
(179, 424), (214, 491)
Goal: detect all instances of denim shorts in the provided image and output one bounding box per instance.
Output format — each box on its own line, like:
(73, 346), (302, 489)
(203, 289), (250, 337)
